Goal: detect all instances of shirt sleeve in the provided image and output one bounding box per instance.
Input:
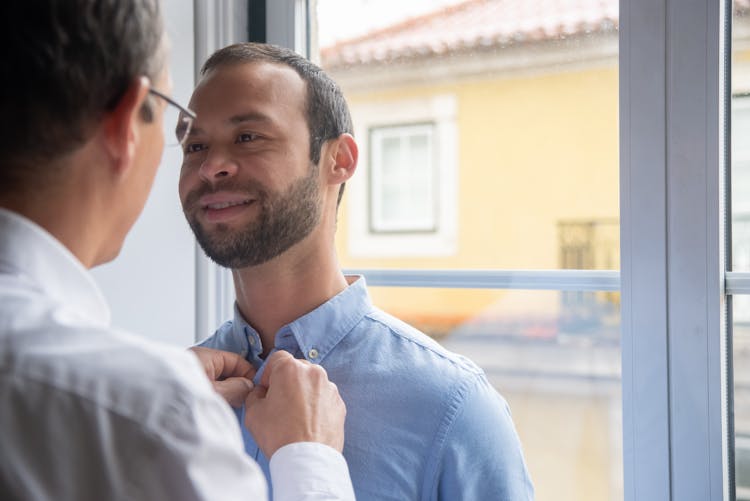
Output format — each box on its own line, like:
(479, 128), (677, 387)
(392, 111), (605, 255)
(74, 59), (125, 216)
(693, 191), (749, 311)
(126, 381), (269, 501)
(270, 442), (356, 501)
(431, 376), (534, 501)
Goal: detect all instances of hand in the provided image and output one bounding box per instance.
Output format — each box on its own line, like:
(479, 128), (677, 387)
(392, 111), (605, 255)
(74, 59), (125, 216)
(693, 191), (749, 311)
(190, 347), (256, 408)
(244, 350), (346, 458)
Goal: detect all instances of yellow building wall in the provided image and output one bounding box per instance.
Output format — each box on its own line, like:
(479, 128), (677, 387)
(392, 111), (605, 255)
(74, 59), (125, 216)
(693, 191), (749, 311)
(334, 65), (619, 333)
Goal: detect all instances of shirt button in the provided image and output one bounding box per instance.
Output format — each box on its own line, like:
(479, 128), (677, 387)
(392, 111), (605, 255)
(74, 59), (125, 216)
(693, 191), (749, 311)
(248, 336), (256, 346)
(308, 348), (319, 360)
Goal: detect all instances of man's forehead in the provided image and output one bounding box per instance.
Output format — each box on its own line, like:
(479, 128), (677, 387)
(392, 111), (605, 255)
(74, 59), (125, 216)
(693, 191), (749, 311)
(196, 61), (304, 96)
(189, 62), (306, 128)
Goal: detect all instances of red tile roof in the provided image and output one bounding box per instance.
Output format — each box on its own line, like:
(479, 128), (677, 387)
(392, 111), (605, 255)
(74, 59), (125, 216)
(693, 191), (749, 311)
(321, 0), (750, 68)
(321, 0), (617, 68)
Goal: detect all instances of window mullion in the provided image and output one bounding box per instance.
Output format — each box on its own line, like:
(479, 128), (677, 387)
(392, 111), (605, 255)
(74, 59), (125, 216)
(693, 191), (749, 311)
(620, 0), (672, 498)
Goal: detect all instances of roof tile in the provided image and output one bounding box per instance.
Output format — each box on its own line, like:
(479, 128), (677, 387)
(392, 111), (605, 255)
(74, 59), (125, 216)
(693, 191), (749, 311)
(321, 0), (750, 68)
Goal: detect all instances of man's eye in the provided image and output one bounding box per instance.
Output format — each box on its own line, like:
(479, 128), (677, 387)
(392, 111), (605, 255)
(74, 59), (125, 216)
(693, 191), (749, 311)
(184, 143), (206, 154)
(236, 133), (259, 143)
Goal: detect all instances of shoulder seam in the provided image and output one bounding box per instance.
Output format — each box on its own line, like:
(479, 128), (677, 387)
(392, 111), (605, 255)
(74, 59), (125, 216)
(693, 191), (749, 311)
(363, 310), (484, 376)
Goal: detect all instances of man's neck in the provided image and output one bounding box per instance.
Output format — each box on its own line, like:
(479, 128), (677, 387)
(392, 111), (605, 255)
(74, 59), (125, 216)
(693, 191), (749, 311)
(0, 180), (103, 268)
(232, 242), (348, 358)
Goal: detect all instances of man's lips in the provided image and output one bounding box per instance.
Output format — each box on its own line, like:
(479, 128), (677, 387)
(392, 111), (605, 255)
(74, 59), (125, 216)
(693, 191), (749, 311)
(198, 193), (256, 209)
(203, 199), (253, 210)
(195, 193), (258, 223)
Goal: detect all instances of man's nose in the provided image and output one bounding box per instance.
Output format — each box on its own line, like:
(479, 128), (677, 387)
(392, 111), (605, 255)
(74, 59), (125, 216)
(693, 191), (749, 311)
(199, 149), (238, 181)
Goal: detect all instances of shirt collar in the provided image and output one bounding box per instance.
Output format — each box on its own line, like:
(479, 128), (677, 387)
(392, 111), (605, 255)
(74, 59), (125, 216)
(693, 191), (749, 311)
(0, 208), (110, 327)
(231, 275), (373, 365)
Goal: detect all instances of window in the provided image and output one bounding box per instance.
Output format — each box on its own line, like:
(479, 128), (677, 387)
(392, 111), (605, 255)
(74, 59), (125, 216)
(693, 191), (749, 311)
(734, 5), (750, 496)
(733, 99), (750, 326)
(347, 95), (458, 257)
(251, 0), (731, 498)
(315, 1), (621, 499)
(369, 123), (437, 233)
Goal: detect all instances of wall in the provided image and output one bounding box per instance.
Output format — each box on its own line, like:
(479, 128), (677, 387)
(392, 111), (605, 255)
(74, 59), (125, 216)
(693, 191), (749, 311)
(334, 64), (620, 329)
(91, 0), (197, 347)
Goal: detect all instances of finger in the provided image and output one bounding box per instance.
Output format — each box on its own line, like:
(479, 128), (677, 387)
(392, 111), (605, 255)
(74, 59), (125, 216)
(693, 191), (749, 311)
(213, 377), (254, 408)
(188, 347), (217, 379)
(191, 347), (256, 380)
(259, 350), (295, 388)
(217, 351), (256, 380)
(244, 384), (268, 410)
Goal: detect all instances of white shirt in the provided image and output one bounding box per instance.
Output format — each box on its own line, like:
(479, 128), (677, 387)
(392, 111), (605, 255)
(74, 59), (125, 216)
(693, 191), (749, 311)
(0, 208), (354, 501)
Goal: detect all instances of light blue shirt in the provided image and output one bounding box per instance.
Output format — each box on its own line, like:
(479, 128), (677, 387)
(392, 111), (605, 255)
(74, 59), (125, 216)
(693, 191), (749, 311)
(198, 276), (534, 500)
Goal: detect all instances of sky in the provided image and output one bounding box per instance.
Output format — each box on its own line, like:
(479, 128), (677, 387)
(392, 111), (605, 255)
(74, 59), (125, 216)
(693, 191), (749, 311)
(315, 0), (466, 48)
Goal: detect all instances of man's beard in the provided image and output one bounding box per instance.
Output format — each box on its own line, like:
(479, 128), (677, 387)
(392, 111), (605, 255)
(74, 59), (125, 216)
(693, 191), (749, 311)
(184, 166), (321, 269)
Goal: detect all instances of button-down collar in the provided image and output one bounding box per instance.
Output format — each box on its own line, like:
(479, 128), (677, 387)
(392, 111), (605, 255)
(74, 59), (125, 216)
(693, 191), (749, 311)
(231, 276), (373, 368)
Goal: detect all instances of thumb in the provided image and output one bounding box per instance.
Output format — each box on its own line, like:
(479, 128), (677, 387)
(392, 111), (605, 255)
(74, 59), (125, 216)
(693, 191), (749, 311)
(213, 377), (254, 408)
(244, 385), (268, 428)
(244, 384), (268, 409)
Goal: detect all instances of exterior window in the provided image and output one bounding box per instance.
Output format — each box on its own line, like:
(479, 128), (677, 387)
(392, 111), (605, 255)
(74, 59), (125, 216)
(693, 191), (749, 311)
(317, 1), (621, 497)
(369, 123), (437, 233)
(733, 99), (750, 324)
(735, 97), (750, 496)
(345, 94), (458, 258)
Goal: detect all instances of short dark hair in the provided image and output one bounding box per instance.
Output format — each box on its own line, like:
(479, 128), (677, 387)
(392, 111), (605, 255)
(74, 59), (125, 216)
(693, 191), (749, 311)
(201, 43), (353, 207)
(0, 0), (165, 190)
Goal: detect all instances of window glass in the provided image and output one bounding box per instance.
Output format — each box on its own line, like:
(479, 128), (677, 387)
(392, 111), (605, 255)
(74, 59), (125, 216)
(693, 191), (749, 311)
(314, 1), (621, 500)
(734, 3), (750, 496)
(738, 314), (750, 500)
(314, 0), (620, 272)
(370, 124), (436, 232)
(367, 286), (622, 501)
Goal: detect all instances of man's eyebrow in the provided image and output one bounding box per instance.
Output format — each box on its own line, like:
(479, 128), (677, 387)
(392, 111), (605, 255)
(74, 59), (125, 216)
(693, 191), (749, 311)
(229, 113), (273, 125)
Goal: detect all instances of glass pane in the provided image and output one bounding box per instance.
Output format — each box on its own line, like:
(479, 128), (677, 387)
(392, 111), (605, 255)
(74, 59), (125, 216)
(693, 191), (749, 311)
(370, 125), (436, 231)
(314, 2), (622, 498)
(734, 3), (750, 497)
(367, 286), (622, 501)
(733, 98), (750, 272)
(315, 0), (620, 269)
(738, 318), (750, 501)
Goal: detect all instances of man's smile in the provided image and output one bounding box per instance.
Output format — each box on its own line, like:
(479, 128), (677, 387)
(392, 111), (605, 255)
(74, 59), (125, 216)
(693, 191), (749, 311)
(197, 193), (258, 223)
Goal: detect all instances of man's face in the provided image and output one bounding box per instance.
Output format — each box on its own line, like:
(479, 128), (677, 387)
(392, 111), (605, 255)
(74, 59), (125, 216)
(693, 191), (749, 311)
(178, 62), (322, 269)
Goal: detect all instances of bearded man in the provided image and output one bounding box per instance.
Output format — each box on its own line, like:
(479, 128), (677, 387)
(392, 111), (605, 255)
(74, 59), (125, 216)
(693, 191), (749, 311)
(180, 42), (534, 501)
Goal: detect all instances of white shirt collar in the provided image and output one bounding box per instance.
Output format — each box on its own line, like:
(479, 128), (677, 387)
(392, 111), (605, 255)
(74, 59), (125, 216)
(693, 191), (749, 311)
(0, 207), (110, 327)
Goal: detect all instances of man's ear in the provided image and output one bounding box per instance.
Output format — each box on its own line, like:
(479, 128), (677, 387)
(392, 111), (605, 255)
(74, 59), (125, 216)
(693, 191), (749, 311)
(325, 133), (358, 186)
(102, 76), (151, 175)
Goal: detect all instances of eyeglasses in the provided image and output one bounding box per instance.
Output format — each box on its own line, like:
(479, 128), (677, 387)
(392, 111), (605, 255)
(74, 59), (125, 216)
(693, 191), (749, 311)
(148, 88), (196, 147)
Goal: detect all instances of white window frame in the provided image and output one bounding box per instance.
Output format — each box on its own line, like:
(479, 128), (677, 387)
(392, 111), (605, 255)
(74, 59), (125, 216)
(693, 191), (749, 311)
(347, 95), (458, 257)
(193, 0), (737, 498)
(621, 1), (730, 499)
(369, 123), (437, 233)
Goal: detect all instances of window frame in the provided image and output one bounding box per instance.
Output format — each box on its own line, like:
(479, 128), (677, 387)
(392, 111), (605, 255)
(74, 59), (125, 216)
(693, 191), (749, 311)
(191, 1), (735, 498)
(620, 1), (730, 499)
(346, 93), (459, 257)
(368, 122), (438, 234)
